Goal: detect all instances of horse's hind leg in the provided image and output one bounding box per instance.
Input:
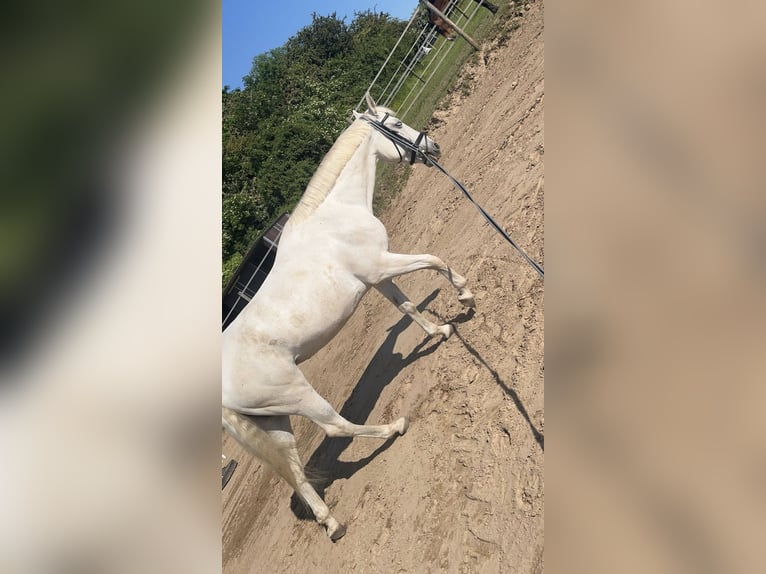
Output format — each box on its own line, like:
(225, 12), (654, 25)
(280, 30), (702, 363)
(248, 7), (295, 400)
(234, 371), (409, 439)
(375, 280), (453, 339)
(223, 411), (346, 540)
(261, 417), (348, 541)
(294, 381), (409, 439)
(373, 252), (475, 308)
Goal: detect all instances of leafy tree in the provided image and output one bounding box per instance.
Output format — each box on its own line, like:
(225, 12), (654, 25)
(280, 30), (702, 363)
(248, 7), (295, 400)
(222, 186), (267, 260)
(222, 10), (412, 285)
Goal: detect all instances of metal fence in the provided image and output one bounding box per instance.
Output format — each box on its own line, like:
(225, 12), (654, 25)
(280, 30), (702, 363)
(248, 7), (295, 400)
(355, 0), (492, 123)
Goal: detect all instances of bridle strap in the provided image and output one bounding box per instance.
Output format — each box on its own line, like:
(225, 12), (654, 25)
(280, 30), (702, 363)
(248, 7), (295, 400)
(362, 113), (431, 166)
(410, 131), (425, 165)
(379, 113), (403, 163)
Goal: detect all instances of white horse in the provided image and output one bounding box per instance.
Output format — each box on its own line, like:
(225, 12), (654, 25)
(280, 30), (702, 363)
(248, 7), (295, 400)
(222, 94), (474, 541)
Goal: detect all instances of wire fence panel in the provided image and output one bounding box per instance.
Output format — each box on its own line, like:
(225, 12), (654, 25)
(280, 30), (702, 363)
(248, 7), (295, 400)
(356, 0), (494, 127)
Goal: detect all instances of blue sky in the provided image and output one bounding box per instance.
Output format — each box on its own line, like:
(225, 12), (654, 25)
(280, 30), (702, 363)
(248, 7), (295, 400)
(223, 0), (419, 89)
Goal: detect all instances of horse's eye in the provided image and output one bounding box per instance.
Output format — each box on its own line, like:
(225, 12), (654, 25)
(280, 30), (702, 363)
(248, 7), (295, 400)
(394, 121), (403, 128)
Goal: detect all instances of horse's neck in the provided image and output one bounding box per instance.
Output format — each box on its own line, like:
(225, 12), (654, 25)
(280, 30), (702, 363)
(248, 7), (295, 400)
(327, 137), (377, 213)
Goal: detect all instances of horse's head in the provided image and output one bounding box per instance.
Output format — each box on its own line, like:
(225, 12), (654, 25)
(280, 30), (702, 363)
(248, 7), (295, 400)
(355, 93), (441, 167)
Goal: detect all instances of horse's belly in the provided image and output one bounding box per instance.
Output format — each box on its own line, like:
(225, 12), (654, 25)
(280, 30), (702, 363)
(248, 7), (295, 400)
(238, 266), (368, 362)
(287, 283), (368, 362)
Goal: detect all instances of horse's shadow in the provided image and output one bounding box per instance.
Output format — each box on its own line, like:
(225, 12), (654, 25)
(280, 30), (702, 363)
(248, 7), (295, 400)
(291, 289), (445, 519)
(424, 305), (544, 451)
(290, 289), (544, 519)
(428, 305), (544, 450)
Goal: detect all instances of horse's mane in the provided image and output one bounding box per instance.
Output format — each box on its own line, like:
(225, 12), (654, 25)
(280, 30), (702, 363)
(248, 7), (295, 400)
(286, 119), (373, 228)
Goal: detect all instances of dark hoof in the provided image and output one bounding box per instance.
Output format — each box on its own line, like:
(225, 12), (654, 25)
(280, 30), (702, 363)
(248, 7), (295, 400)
(458, 292), (476, 308)
(330, 524), (347, 542)
(222, 459), (238, 490)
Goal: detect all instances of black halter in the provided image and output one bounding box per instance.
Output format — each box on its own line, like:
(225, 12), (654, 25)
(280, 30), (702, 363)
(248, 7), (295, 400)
(363, 112), (433, 166)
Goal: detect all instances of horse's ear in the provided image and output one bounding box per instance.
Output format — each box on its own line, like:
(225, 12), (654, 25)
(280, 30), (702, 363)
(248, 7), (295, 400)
(352, 110), (361, 119)
(365, 92), (378, 114)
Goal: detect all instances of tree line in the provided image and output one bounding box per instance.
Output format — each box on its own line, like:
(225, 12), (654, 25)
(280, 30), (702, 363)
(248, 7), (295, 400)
(222, 11), (416, 284)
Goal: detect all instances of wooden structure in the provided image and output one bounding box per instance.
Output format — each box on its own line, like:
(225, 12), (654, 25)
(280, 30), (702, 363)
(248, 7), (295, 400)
(420, 0), (481, 50)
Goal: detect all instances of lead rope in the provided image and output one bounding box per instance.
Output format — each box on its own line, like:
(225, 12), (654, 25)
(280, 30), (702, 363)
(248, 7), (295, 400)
(426, 156), (544, 278)
(363, 116), (544, 279)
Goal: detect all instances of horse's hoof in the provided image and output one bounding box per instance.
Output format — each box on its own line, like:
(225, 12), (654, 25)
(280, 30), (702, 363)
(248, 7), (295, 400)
(458, 291), (476, 308)
(437, 324), (454, 339)
(329, 523), (347, 542)
(398, 417), (410, 435)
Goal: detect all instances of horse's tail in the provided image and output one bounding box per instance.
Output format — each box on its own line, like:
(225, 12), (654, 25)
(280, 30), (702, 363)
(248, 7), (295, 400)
(221, 408), (301, 492)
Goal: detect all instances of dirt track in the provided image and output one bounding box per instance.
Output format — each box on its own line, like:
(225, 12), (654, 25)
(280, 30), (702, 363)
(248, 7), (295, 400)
(223, 3), (544, 572)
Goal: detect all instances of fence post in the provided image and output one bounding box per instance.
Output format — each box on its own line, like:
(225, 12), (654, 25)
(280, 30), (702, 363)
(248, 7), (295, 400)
(420, 0), (481, 50)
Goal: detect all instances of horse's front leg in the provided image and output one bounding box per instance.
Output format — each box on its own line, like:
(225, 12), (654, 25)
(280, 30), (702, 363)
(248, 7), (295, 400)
(375, 280), (454, 339)
(372, 252), (475, 307)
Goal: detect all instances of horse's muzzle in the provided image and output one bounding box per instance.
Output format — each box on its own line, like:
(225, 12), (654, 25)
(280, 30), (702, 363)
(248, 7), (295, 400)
(424, 142), (440, 166)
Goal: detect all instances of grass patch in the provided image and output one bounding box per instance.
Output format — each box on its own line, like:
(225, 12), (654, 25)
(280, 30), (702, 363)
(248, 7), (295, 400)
(373, 162), (411, 216)
(488, 0), (527, 47)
